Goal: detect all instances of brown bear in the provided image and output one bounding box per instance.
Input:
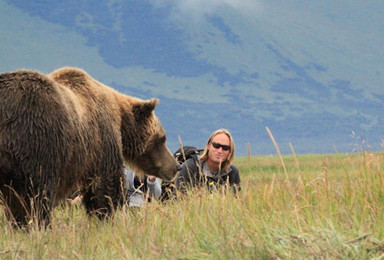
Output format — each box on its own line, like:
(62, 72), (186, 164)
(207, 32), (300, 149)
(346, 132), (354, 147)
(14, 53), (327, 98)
(0, 67), (180, 228)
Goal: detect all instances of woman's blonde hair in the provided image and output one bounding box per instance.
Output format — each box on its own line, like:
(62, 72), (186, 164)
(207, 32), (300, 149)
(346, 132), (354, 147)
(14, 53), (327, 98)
(199, 128), (235, 170)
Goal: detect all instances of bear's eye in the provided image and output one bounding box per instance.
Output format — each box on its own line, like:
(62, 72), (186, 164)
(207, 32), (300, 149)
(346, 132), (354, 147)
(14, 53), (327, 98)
(151, 135), (166, 147)
(159, 135), (166, 144)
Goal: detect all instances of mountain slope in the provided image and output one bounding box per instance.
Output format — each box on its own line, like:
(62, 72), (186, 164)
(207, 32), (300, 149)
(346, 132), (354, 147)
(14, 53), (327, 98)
(1, 0), (383, 155)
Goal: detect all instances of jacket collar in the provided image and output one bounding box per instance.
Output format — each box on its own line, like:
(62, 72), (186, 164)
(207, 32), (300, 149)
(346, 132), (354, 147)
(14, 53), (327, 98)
(201, 161), (232, 178)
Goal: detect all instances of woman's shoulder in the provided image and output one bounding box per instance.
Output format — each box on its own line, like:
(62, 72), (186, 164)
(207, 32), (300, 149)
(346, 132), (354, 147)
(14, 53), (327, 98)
(185, 156), (200, 165)
(180, 157), (200, 172)
(229, 164), (239, 174)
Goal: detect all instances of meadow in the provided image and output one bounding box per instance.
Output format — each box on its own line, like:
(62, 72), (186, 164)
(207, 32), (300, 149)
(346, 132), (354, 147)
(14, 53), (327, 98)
(1, 150), (384, 259)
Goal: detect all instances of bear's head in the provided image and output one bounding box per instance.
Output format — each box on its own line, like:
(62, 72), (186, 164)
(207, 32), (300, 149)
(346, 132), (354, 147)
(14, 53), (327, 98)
(121, 98), (180, 181)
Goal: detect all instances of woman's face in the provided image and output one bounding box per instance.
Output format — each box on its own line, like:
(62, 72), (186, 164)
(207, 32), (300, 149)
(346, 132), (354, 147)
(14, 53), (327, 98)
(207, 133), (230, 165)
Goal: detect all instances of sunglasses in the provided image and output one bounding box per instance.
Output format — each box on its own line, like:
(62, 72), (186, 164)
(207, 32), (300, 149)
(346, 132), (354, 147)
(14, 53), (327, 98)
(211, 142), (230, 151)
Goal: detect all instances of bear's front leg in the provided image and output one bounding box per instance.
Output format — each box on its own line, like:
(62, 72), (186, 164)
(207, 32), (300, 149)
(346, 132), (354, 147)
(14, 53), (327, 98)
(81, 173), (124, 220)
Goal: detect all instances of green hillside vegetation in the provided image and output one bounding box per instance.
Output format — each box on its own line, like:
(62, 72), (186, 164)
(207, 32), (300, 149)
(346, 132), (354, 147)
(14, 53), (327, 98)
(1, 1), (384, 155)
(1, 151), (384, 259)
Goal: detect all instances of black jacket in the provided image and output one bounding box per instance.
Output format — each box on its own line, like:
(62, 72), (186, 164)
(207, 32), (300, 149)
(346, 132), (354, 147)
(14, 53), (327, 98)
(175, 157), (241, 194)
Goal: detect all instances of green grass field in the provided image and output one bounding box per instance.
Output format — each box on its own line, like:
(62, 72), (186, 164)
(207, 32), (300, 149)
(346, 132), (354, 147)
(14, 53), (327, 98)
(1, 151), (384, 259)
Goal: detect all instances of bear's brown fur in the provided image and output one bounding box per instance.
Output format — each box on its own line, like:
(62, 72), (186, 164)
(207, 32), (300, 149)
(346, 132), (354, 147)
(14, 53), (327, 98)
(0, 67), (179, 228)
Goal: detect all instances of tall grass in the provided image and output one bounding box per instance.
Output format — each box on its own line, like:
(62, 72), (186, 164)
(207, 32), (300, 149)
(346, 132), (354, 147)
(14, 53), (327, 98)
(1, 151), (384, 259)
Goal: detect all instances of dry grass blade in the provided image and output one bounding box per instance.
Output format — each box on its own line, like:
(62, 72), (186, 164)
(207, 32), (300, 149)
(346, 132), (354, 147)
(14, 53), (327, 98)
(265, 127), (288, 179)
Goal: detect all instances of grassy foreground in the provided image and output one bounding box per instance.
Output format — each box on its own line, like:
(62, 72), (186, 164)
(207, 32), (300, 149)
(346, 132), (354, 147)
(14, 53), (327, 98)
(1, 151), (384, 259)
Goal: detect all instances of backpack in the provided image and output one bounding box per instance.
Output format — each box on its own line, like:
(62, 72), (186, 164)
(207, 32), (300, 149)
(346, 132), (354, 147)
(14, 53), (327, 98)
(173, 146), (204, 164)
(160, 146), (203, 201)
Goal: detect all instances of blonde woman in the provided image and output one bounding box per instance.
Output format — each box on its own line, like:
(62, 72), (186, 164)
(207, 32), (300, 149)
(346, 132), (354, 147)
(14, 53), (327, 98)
(175, 129), (240, 194)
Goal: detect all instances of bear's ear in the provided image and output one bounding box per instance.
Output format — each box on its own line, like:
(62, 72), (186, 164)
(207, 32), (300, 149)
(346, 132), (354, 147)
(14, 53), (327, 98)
(133, 98), (159, 120)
